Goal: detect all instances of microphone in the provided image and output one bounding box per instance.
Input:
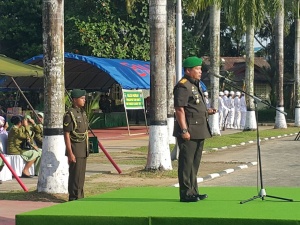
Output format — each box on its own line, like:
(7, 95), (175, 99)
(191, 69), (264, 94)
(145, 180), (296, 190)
(210, 73), (235, 83)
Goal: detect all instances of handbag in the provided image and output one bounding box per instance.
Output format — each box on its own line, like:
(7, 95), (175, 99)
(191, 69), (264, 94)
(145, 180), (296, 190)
(20, 139), (31, 150)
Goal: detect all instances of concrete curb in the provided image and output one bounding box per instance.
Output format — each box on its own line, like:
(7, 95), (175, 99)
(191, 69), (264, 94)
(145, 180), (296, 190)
(204, 132), (298, 153)
(173, 161), (257, 187)
(173, 132), (298, 188)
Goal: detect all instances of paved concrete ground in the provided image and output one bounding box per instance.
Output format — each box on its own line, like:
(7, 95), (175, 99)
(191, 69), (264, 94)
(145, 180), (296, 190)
(1, 125), (299, 225)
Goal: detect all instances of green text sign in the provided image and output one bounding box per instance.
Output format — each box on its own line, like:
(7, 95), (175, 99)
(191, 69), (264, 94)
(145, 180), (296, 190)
(123, 90), (144, 110)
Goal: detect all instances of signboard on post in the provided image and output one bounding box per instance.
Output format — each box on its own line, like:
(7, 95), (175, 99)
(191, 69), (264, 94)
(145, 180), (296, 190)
(123, 90), (145, 110)
(122, 89), (148, 135)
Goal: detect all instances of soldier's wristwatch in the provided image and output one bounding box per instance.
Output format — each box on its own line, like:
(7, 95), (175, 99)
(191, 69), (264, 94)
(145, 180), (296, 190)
(181, 128), (188, 134)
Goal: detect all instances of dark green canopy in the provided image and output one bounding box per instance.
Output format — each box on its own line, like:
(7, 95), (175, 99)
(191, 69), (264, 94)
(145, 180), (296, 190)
(0, 54), (43, 77)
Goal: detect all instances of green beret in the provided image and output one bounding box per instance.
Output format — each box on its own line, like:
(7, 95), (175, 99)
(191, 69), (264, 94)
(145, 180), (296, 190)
(183, 56), (203, 68)
(71, 89), (86, 98)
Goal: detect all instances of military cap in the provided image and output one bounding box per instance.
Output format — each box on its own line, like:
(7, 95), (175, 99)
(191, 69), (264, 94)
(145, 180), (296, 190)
(183, 56), (203, 68)
(71, 89), (86, 98)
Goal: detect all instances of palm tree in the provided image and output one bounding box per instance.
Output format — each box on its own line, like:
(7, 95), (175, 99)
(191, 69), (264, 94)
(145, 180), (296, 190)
(37, 0), (68, 193)
(209, 1), (222, 136)
(274, 0), (287, 129)
(225, 0), (280, 130)
(146, 0), (172, 170)
(167, 0), (176, 144)
(294, 0), (300, 126)
(185, 0), (221, 135)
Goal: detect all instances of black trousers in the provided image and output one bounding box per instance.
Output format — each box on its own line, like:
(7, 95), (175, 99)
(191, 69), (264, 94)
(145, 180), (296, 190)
(177, 138), (205, 199)
(68, 157), (87, 201)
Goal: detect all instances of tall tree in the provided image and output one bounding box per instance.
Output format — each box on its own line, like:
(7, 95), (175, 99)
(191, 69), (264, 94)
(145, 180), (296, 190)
(146, 0), (172, 170)
(208, 1), (222, 136)
(274, 0), (287, 128)
(183, 0), (221, 135)
(166, 0), (176, 144)
(294, 0), (300, 126)
(225, 0), (280, 130)
(37, 0), (68, 193)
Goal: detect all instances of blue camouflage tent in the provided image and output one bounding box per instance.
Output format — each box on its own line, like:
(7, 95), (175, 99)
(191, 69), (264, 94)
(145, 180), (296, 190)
(0, 52), (207, 91)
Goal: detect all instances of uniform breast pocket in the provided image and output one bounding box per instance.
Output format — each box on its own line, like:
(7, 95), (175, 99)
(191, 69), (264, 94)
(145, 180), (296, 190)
(76, 116), (83, 129)
(187, 117), (205, 126)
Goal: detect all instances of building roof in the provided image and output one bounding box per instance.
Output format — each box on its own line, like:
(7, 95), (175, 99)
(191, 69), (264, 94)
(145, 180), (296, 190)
(201, 56), (271, 83)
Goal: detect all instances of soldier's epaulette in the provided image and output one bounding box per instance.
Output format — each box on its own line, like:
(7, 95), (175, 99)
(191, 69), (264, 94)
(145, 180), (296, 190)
(179, 78), (187, 84)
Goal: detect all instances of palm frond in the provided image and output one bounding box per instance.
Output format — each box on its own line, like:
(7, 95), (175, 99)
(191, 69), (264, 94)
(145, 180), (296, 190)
(85, 93), (101, 125)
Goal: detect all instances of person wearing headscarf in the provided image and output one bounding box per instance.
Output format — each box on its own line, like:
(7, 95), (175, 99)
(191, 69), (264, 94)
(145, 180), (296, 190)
(0, 116), (8, 151)
(7, 115), (42, 178)
(0, 116), (9, 182)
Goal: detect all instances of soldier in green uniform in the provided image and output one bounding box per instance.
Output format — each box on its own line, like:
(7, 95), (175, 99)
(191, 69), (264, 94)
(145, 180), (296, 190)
(173, 56), (217, 202)
(63, 89), (89, 201)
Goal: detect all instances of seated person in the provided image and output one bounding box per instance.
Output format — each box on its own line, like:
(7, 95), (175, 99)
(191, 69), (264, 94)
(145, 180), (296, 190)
(34, 112), (44, 148)
(26, 114), (43, 148)
(7, 115), (42, 178)
(0, 116), (8, 183)
(0, 158), (3, 184)
(0, 116), (8, 153)
(99, 94), (111, 113)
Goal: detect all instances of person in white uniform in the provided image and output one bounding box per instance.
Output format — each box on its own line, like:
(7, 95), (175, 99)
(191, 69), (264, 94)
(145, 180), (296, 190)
(233, 91), (241, 129)
(218, 91), (227, 130)
(222, 90), (229, 128)
(240, 93), (247, 130)
(203, 91), (211, 108)
(226, 91), (235, 129)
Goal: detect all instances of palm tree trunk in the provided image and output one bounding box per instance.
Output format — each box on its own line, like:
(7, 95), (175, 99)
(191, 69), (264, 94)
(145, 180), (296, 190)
(295, 0), (300, 126)
(167, 0), (176, 144)
(146, 0), (172, 170)
(244, 24), (257, 131)
(209, 4), (221, 135)
(274, 0), (287, 129)
(37, 0), (68, 193)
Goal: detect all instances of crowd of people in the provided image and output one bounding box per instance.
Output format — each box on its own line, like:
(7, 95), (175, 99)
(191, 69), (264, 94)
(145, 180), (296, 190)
(0, 111), (44, 183)
(204, 90), (247, 130)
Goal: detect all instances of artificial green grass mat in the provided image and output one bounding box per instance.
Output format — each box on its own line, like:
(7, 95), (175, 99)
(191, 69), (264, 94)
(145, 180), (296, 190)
(16, 186), (300, 225)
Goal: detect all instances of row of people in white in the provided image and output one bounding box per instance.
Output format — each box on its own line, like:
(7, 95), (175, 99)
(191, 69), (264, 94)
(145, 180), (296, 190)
(204, 91), (247, 130)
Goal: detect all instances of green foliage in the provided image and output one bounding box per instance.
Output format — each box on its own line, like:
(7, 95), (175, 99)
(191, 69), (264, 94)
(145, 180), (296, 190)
(85, 93), (101, 126)
(224, 0), (281, 33)
(64, 91), (72, 110)
(65, 0), (150, 60)
(0, 0), (149, 61)
(0, 0), (43, 60)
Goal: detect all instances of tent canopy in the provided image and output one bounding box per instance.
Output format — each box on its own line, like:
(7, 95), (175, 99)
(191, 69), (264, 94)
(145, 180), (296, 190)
(0, 53), (150, 91)
(0, 54), (44, 77)
(0, 53), (207, 91)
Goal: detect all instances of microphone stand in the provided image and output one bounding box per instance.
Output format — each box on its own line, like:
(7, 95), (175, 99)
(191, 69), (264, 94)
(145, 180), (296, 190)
(217, 75), (293, 204)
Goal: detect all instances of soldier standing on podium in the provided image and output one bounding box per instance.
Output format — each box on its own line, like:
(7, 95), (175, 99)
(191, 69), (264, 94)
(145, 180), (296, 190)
(173, 56), (217, 202)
